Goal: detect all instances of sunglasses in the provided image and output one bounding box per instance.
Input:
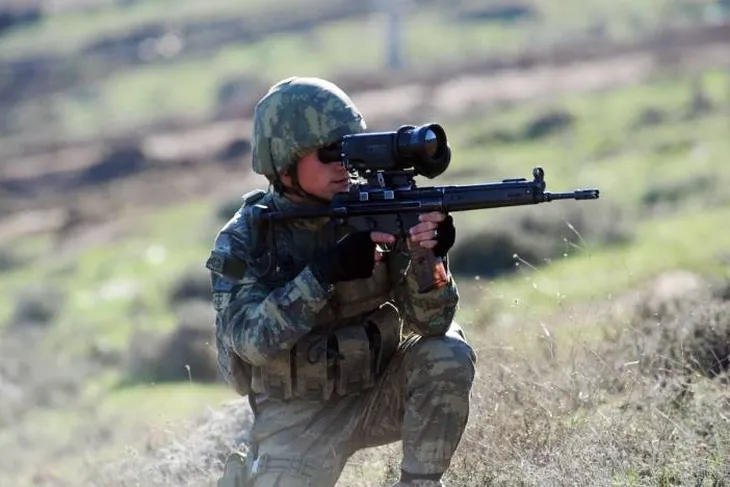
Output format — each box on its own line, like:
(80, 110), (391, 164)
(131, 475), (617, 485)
(317, 143), (343, 164)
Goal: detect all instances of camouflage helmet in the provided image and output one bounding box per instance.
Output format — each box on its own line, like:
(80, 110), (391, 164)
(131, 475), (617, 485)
(251, 76), (367, 177)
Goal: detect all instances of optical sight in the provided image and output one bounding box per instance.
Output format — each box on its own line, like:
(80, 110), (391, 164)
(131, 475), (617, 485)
(319, 124), (451, 179)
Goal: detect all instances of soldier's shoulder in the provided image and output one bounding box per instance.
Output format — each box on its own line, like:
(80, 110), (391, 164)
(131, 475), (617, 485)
(215, 189), (270, 244)
(207, 188), (272, 281)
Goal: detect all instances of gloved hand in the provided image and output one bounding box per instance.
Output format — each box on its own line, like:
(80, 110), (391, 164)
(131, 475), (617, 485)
(407, 212), (456, 258)
(432, 215), (456, 258)
(310, 231), (376, 284)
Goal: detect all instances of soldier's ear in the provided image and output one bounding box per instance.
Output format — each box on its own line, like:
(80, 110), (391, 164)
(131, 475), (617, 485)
(279, 168), (291, 184)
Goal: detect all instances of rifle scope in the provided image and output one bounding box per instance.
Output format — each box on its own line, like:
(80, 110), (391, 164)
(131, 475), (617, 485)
(319, 124), (451, 179)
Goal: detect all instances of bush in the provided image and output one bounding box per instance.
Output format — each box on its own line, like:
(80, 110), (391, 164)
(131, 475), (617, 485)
(464, 108), (575, 147)
(79, 142), (150, 185)
(641, 174), (719, 215)
(215, 138), (251, 164)
(632, 300), (730, 379)
(168, 267), (212, 305)
(0, 247), (23, 272)
(523, 109), (575, 140)
(454, 3), (537, 24)
(9, 285), (65, 328)
(215, 196), (243, 223)
(126, 301), (220, 384)
(449, 200), (633, 278)
(632, 106), (669, 129)
(600, 271), (730, 381)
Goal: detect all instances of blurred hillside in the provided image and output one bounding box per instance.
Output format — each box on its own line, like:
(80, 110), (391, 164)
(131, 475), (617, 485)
(1, 1), (730, 486)
(1, 0), (729, 246)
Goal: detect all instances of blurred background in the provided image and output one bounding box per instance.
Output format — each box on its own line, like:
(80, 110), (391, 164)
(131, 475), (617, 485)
(0, 0), (729, 486)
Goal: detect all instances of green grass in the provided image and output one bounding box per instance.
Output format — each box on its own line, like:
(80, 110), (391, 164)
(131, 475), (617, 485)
(16, 0), (720, 140)
(440, 69), (730, 217)
(2, 69), (729, 357)
(2, 45), (730, 487)
(0, 0), (700, 58)
(478, 204), (730, 316)
(0, 0), (309, 57)
(51, 9), (541, 138)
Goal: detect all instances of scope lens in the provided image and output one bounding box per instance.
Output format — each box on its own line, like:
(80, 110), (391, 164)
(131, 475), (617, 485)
(424, 129), (438, 158)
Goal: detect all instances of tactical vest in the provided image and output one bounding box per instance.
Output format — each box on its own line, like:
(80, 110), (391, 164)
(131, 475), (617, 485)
(207, 189), (402, 402)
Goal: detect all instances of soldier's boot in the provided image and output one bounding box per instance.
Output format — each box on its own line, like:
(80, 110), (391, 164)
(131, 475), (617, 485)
(391, 471), (445, 487)
(390, 481), (444, 487)
(218, 451), (249, 487)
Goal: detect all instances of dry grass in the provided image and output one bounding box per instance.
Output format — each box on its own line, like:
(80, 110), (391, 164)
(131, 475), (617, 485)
(85, 401), (253, 487)
(67, 271), (730, 487)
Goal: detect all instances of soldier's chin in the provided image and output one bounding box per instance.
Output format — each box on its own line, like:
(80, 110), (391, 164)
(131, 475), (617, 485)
(332, 179), (350, 191)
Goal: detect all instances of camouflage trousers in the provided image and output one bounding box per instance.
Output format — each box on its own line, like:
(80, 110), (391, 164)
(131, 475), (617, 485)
(218, 323), (477, 487)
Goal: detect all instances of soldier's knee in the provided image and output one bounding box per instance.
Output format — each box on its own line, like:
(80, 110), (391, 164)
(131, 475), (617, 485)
(244, 454), (326, 487)
(409, 324), (476, 386)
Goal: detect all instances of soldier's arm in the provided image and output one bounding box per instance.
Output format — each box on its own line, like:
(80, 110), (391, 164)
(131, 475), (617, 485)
(208, 202), (336, 367)
(216, 264), (334, 367)
(387, 251), (459, 337)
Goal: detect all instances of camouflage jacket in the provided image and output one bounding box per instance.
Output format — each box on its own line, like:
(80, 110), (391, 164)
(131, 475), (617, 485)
(207, 189), (460, 394)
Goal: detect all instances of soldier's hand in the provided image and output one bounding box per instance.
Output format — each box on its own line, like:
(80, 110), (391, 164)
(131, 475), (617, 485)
(408, 211), (456, 257)
(311, 231), (394, 284)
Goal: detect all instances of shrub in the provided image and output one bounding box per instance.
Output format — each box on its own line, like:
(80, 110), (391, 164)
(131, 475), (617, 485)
(9, 285), (65, 328)
(601, 271), (730, 381)
(214, 196), (243, 223)
(632, 106), (669, 129)
(126, 301), (220, 384)
(168, 267), (212, 305)
(522, 108), (575, 140)
(464, 108), (575, 147)
(641, 174), (718, 215)
(632, 300), (730, 379)
(79, 142), (150, 185)
(215, 138), (251, 165)
(0, 247), (23, 272)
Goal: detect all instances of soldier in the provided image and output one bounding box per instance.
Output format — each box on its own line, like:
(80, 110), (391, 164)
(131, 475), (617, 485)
(207, 76), (476, 487)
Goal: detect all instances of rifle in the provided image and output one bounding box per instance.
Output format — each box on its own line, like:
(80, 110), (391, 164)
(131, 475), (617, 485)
(252, 124), (600, 293)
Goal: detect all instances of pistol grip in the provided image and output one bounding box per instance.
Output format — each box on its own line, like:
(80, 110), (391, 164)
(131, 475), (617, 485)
(408, 245), (449, 293)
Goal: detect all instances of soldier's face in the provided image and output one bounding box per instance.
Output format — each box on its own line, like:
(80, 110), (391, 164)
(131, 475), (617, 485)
(285, 150), (350, 200)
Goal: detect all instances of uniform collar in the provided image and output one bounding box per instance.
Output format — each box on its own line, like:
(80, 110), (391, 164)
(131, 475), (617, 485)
(269, 191), (332, 231)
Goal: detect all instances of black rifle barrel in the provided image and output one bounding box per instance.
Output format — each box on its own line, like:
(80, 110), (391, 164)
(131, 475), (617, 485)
(544, 189), (601, 201)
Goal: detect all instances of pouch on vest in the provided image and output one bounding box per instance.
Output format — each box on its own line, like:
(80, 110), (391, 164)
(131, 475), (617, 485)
(251, 301), (401, 402)
(295, 332), (336, 401)
(366, 302), (401, 376)
(251, 349), (294, 400)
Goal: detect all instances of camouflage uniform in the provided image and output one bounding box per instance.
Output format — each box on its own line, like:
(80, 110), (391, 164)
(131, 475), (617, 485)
(208, 77), (476, 487)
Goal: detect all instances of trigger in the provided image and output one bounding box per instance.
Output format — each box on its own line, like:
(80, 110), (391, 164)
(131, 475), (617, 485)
(376, 243), (394, 253)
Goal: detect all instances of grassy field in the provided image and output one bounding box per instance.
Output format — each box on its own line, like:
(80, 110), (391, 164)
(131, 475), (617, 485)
(0, 0), (309, 56)
(4, 68), (728, 348)
(1, 61), (730, 485)
(6, 0), (722, 141)
(0, 0), (692, 57)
